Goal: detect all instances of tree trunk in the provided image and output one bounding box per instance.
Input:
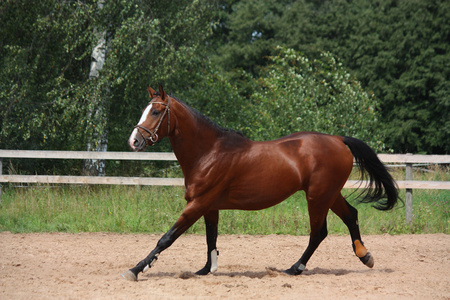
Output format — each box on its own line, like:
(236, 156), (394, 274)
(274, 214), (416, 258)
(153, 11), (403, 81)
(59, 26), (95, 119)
(83, 0), (108, 176)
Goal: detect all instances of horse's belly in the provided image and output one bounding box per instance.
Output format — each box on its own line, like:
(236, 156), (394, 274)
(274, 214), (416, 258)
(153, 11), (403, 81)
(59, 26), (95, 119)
(219, 190), (298, 210)
(210, 140), (310, 210)
(218, 172), (301, 210)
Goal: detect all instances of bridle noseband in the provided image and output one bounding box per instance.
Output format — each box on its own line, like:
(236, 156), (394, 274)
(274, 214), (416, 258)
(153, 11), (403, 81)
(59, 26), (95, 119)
(134, 98), (171, 146)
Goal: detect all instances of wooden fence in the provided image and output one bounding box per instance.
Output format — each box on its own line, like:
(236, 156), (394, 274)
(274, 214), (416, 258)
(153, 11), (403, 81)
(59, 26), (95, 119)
(0, 150), (449, 224)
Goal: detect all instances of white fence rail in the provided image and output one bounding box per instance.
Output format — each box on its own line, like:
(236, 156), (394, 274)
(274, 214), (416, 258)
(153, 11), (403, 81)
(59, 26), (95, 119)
(1, 150), (448, 224)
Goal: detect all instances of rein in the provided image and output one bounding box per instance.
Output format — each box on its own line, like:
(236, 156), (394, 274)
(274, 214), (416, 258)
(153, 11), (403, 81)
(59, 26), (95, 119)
(134, 98), (171, 145)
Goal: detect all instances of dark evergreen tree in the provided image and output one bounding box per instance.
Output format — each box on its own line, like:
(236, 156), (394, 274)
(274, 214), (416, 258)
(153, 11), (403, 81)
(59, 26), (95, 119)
(212, 0), (450, 153)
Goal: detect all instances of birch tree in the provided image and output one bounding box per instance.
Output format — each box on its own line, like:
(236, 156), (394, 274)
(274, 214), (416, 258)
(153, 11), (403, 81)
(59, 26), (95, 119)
(84, 0), (108, 176)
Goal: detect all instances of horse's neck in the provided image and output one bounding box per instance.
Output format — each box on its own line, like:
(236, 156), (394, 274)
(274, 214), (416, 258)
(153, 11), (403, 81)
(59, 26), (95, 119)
(169, 100), (221, 173)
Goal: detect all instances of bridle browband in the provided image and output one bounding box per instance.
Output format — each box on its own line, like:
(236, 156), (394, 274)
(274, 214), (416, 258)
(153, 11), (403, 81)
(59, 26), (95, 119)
(134, 98), (171, 146)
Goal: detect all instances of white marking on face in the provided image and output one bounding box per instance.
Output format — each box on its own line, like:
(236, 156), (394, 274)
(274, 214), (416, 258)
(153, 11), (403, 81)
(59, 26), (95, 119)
(138, 103), (153, 125)
(128, 103), (153, 147)
(210, 249), (218, 273)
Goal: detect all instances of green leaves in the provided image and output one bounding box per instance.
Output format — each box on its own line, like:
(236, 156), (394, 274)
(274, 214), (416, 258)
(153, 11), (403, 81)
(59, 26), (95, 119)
(0, 0), (220, 154)
(0, 0), (95, 150)
(246, 47), (382, 150)
(1, 0), (447, 178)
(213, 0), (449, 153)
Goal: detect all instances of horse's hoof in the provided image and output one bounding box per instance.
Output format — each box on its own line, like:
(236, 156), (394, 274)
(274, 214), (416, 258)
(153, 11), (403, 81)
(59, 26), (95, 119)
(283, 264), (305, 275)
(359, 252), (374, 268)
(195, 267), (210, 276)
(121, 270), (138, 281)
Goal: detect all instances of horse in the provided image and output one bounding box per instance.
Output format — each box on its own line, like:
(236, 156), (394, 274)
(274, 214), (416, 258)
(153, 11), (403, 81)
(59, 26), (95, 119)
(122, 84), (399, 281)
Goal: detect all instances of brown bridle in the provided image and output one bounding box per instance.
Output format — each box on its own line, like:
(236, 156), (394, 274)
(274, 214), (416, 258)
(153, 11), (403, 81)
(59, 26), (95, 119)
(134, 98), (171, 146)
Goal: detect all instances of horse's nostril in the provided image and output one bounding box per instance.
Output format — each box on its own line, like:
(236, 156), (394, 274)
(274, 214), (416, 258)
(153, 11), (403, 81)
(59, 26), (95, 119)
(129, 138), (138, 149)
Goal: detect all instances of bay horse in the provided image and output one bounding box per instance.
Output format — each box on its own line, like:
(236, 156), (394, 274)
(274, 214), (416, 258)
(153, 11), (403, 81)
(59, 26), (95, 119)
(122, 84), (399, 281)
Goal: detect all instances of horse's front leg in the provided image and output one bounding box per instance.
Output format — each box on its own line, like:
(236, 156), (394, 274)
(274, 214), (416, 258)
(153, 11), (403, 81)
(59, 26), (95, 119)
(121, 200), (206, 281)
(196, 210), (219, 275)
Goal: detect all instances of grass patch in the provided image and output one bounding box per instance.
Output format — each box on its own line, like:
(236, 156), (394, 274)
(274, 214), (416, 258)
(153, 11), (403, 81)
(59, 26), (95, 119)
(1, 183), (448, 235)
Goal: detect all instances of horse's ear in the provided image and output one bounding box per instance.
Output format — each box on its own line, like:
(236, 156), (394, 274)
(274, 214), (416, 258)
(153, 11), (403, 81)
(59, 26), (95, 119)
(158, 83), (167, 100)
(148, 86), (157, 98)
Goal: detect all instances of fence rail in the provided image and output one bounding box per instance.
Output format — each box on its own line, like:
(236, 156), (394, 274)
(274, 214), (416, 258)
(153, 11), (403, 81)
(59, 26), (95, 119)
(0, 150), (177, 161)
(1, 175), (449, 189)
(1, 150), (448, 224)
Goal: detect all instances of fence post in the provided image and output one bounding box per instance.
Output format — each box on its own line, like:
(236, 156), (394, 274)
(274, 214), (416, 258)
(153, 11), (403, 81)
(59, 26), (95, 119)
(405, 163), (413, 225)
(0, 158), (2, 203)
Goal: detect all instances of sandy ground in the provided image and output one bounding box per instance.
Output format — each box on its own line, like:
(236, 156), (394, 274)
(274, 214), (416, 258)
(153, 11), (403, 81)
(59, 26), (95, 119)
(0, 232), (448, 299)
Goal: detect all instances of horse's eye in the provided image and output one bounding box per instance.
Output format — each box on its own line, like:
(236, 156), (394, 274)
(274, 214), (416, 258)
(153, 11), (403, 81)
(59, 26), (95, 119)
(152, 110), (161, 116)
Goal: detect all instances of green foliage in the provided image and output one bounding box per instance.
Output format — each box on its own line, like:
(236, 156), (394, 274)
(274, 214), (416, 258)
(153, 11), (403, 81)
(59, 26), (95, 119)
(247, 47), (383, 149)
(81, 0), (221, 152)
(1, 0), (448, 179)
(0, 0), (96, 151)
(319, 0), (450, 154)
(213, 0), (285, 73)
(0, 0), (237, 175)
(213, 0), (450, 153)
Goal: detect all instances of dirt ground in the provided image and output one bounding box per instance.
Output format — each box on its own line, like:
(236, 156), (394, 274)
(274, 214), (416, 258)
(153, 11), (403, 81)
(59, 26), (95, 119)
(0, 232), (448, 299)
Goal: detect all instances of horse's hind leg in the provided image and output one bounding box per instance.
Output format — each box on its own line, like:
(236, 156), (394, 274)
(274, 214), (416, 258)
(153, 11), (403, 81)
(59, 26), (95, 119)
(284, 197), (329, 275)
(196, 210), (219, 275)
(331, 194), (374, 268)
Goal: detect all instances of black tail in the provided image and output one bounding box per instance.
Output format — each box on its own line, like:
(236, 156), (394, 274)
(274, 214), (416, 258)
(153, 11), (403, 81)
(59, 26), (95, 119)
(343, 136), (400, 211)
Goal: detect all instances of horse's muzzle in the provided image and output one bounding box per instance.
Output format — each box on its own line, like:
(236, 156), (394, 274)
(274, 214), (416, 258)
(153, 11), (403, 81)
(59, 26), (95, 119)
(128, 130), (147, 152)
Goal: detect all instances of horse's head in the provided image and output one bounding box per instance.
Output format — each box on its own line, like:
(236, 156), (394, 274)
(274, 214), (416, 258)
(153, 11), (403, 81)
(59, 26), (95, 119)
(128, 84), (171, 151)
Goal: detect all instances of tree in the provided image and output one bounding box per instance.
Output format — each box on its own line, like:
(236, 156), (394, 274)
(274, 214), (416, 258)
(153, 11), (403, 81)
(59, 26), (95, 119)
(84, 0), (109, 176)
(304, 0), (450, 153)
(0, 0), (244, 175)
(0, 0), (96, 173)
(213, 0), (286, 73)
(95, 0), (222, 152)
(212, 0), (450, 153)
(247, 47), (383, 150)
